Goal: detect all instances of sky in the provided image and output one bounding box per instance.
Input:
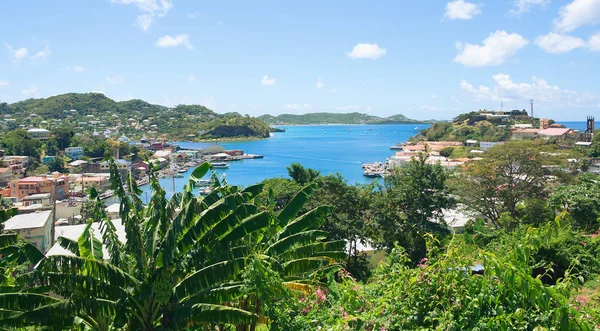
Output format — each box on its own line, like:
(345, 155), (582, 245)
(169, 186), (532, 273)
(1, 0), (600, 121)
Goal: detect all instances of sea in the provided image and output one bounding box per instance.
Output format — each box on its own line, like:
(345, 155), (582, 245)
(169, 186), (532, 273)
(135, 121), (590, 202)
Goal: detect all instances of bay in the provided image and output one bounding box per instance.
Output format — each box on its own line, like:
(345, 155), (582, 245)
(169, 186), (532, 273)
(136, 121), (590, 201)
(138, 124), (429, 200)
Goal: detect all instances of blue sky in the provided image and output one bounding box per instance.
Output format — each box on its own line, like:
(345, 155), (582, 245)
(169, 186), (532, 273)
(1, 0), (599, 120)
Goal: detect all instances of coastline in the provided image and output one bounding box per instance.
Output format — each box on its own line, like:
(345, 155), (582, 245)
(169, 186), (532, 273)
(264, 122), (432, 126)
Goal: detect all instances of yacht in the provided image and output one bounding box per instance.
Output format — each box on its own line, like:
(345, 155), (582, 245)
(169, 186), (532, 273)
(195, 179), (212, 186)
(210, 162), (229, 169)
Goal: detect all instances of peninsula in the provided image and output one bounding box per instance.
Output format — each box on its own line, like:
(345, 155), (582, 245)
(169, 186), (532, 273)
(258, 112), (434, 125)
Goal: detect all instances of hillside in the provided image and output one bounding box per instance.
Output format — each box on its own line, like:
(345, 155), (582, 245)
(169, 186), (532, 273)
(0, 93), (270, 140)
(258, 112), (431, 125)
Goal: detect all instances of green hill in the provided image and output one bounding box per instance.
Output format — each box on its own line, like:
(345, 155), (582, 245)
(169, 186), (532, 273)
(0, 93), (269, 140)
(258, 112), (430, 125)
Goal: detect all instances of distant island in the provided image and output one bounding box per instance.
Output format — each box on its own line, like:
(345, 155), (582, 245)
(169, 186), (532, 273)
(258, 112), (435, 125)
(0, 93), (270, 141)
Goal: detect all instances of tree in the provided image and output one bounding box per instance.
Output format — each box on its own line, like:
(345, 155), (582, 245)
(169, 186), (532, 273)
(286, 163), (320, 185)
(547, 174), (600, 231)
(46, 157), (66, 173)
(0, 129), (41, 158)
(0, 161), (344, 330)
(439, 147), (454, 158)
(51, 126), (75, 150)
(451, 140), (560, 228)
(366, 154), (455, 263)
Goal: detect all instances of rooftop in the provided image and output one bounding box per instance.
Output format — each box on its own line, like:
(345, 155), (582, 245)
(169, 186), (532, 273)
(23, 193), (52, 200)
(3, 210), (52, 230)
(47, 219), (126, 259)
(538, 128), (573, 136)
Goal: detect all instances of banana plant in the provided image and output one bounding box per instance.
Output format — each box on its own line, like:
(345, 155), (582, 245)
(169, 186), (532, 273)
(0, 160), (346, 330)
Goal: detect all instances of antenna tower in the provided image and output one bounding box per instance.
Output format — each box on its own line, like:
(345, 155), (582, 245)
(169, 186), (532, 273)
(529, 99), (534, 118)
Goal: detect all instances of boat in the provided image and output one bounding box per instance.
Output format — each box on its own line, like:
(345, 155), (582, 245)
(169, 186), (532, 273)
(390, 144), (403, 150)
(199, 186), (214, 196)
(195, 179), (212, 186)
(210, 162), (229, 169)
(363, 171), (384, 178)
(177, 168), (187, 173)
(174, 173), (184, 178)
(414, 126), (419, 131)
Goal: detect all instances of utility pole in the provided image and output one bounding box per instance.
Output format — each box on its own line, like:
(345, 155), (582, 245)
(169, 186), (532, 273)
(529, 99), (534, 118)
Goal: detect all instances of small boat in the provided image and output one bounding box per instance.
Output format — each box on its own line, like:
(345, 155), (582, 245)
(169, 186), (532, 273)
(174, 173), (184, 178)
(195, 179), (212, 186)
(177, 168), (187, 173)
(199, 186), (214, 196)
(414, 126), (419, 131)
(210, 162), (229, 169)
(390, 144), (403, 150)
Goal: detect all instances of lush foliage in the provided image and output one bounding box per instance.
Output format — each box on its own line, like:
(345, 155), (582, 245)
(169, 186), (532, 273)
(258, 112), (430, 125)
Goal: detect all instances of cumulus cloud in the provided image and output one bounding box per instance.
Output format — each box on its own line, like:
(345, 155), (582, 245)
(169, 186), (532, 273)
(30, 46), (51, 60)
(21, 85), (38, 96)
(535, 32), (586, 53)
(110, 0), (173, 31)
(460, 74), (598, 108)
(4, 43), (28, 62)
(509, 0), (549, 16)
(444, 0), (482, 20)
(261, 75), (275, 87)
(106, 75), (125, 85)
(454, 30), (529, 66)
(155, 34), (193, 49)
(431, 94), (437, 100)
(553, 0), (600, 33)
(316, 77), (324, 89)
(188, 74), (196, 82)
(0, 80), (9, 86)
(590, 32), (600, 51)
(347, 43), (386, 59)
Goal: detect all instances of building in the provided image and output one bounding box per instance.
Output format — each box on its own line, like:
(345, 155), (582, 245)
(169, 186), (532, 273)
(22, 193), (52, 207)
(46, 219), (126, 259)
(0, 167), (17, 186)
(2, 210), (53, 253)
(537, 128), (575, 140)
(27, 128), (50, 140)
(539, 118), (550, 130)
(511, 129), (540, 140)
(9, 175), (69, 202)
(480, 141), (505, 151)
(65, 147), (84, 160)
(465, 139), (478, 146)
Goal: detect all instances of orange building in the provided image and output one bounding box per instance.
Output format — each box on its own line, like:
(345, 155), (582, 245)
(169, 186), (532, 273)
(9, 175), (69, 202)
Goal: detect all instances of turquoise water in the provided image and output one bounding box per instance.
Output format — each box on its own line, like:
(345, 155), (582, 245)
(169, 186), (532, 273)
(137, 121), (591, 201)
(138, 124), (429, 200)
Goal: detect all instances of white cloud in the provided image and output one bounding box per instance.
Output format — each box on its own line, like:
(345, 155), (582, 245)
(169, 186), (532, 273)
(188, 74), (196, 82)
(110, 0), (173, 31)
(535, 32), (586, 53)
(4, 43), (28, 62)
(509, 0), (549, 16)
(0, 80), (9, 86)
(454, 30), (529, 66)
(136, 14), (153, 31)
(261, 75), (275, 87)
(460, 73), (598, 108)
(106, 75), (125, 85)
(431, 94), (437, 100)
(187, 12), (199, 19)
(155, 34), (193, 49)
(74, 66), (84, 72)
(30, 46), (51, 60)
(444, 0), (482, 20)
(21, 85), (38, 96)
(316, 77), (324, 89)
(590, 32), (600, 50)
(347, 43), (386, 59)
(329, 88), (337, 93)
(553, 0), (600, 33)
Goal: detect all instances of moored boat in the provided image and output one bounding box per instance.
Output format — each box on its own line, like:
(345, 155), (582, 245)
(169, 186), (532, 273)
(210, 162), (229, 169)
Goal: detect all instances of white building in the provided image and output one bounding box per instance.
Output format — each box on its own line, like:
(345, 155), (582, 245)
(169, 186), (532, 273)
(480, 141), (505, 151)
(27, 128), (50, 140)
(3, 210), (53, 253)
(65, 146), (84, 160)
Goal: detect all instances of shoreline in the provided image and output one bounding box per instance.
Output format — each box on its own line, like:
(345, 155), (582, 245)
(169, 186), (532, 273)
(264, 122), (433, 127)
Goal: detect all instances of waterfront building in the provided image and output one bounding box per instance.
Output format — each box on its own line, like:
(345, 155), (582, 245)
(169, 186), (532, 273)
(9, 175), (69, 202)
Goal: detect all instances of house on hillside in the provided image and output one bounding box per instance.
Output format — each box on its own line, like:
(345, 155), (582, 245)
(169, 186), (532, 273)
(3, 210), (53, 253)
(511, 129), (540, 140)
(537, 128), (575, 140)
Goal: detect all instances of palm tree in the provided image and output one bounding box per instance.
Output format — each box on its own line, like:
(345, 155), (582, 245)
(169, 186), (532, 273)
(0, 160), (345, 330)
